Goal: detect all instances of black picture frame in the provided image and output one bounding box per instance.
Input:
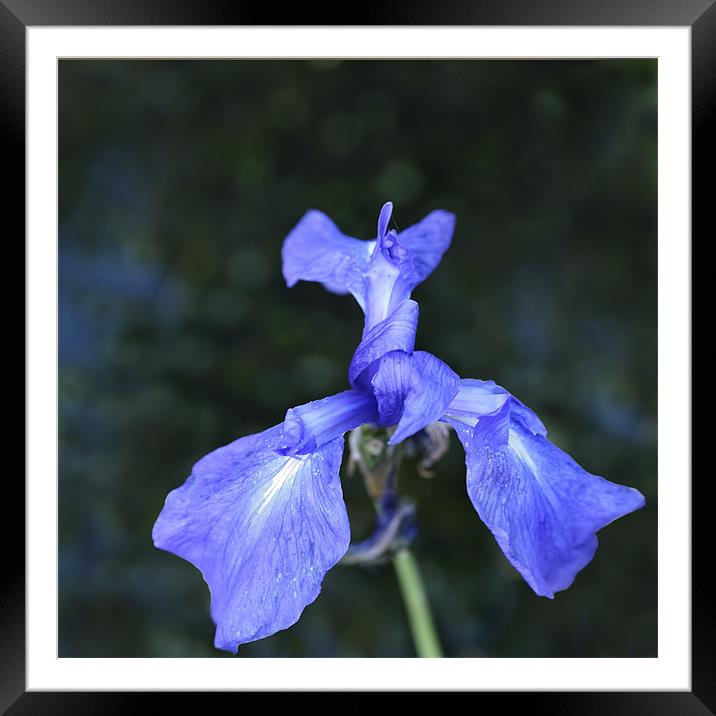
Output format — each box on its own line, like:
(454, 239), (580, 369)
(4, 1), (706, 712)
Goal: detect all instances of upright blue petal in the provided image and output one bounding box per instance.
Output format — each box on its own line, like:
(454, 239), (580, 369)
(370, 350), (460, 444)
(363, 204), (456, 331)
(152, 425), (350, 652)
(394, 209), (456, 286)
(376, 201), (394, 241)
(278, 389), (378, 456)
(446, 388), (645, 597)
(281, 210), (372, 307)
(348, 299), (419, 387)
(281, 203), (455, 332)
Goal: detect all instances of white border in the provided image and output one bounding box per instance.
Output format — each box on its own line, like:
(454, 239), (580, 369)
(27, 27), (691, 690)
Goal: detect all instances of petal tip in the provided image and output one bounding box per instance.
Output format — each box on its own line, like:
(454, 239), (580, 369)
(387, 431), (405, 446)
(213, 632), (240, 654)
(377, 201), (394, 238)
(628, 487), (647, 512)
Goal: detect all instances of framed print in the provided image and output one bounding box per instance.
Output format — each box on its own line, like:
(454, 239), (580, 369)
(6, 0), (707, 712)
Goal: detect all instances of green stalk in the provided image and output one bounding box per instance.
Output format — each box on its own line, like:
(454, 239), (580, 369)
(351, 427), (444, 657)
(392, 548), (443, 658)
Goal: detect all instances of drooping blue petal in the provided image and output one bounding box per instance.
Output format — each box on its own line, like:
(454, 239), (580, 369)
(281, 210), (372, 307)
(449, 395), (645, 597)
(510, 396), (548, 436)
(152, 425), (350, 652)
(348, 299), (419, 387)
(370, 350), (460, 444)
(278, 389), (378, 456)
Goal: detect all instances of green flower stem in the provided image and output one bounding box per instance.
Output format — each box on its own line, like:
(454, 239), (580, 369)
(392, 548), (443, 658)
(352, 427), (443, 656)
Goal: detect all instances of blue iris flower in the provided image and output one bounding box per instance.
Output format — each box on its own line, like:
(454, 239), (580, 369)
(153, 202), (645, 653)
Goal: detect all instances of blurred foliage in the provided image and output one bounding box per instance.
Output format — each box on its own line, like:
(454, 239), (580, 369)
(58, 59), (657, 658)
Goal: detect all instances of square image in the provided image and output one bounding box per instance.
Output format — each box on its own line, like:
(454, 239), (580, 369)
(58, 59), (657, 658)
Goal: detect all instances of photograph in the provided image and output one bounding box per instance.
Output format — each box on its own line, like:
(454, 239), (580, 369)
(58, 58), (657, 659)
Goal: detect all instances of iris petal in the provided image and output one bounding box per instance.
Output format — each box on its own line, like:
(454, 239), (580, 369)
(282, 204), (455, 332)
(443, 379), (511, 426)
(376, 201), (394, 241)
(152, 426), (350, 652)
(278, 389), (378, 456)
(392, 209), (455, 286)
(451, 398), (645, 597)
(370, 350), (460, 444)
(363, 208), (456, 331)
(363, 247), (403, 331)
(281, 210), (372, 307)
(348, 299), (419, 387)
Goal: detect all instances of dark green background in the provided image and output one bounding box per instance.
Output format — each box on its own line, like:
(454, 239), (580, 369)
(59, 59), (657, 658)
